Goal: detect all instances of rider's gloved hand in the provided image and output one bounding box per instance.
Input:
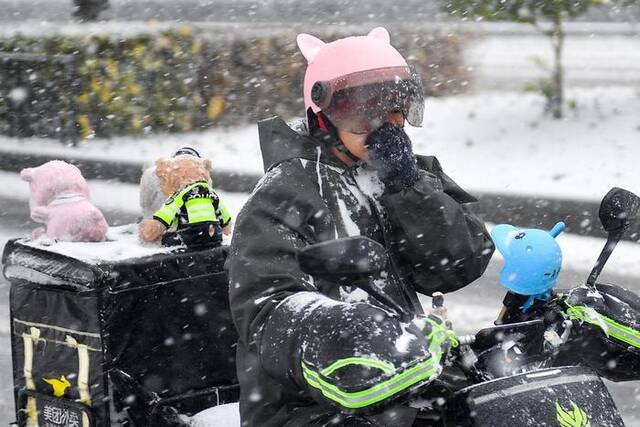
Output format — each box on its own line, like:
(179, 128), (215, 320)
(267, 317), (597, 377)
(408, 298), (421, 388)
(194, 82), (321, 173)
(365, 123), (419, 193)
(258, 292), (447, 413)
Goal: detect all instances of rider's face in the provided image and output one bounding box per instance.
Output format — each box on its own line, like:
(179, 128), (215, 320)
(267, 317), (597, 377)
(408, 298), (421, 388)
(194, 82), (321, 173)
(336, 111), (404, 164)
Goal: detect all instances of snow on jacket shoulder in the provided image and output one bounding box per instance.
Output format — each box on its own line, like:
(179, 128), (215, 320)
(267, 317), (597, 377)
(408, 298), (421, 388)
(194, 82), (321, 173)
(382, 155), (494, 296)
(227, 117), (494, 426)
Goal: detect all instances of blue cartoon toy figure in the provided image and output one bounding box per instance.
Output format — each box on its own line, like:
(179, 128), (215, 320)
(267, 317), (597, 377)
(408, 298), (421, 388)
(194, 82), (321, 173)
(491, 221), (566, 324)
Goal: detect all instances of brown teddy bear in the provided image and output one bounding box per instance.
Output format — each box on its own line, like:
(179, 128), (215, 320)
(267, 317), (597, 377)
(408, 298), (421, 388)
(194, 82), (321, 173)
(138, 153), (232, 249)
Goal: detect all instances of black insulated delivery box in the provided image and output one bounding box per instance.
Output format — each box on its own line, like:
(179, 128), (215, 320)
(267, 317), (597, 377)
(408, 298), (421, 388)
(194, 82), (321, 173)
(2, 225), (238, 426)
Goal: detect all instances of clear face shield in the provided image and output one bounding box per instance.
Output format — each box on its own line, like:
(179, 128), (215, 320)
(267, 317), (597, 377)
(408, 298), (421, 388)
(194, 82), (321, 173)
(311, 66), (425, 134)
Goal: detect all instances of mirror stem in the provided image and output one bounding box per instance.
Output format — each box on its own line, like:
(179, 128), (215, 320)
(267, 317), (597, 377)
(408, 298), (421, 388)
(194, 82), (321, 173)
(586, 231), (622, 287)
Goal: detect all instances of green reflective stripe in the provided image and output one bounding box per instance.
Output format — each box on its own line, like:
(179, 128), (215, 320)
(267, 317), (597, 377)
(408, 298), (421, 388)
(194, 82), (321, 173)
(188, 213), (216, 221)
(185, 193), (216, 223)
(154, 204), (179, 225)
(171, 195), (185, 209)
(566, 305), (640, 348)
(301, 356), (439, 409)
(425, 317), (459, 352)
(153, 181), (218, 226)
(557, 404), (578, 427)
(187, 205), (213, 213)
(189, 215), (214, 222)
(320, 357), (395, 376)
(154, 210), (172, 225)
(556, 405), (574, 426)
(217, 201), (232, 225)
(153, 184), (194, 225)
(186, 205), (216, 215)
(188, 215), (216, 222)
(186, 207), (216, 223)
(159, 203), (180, 215)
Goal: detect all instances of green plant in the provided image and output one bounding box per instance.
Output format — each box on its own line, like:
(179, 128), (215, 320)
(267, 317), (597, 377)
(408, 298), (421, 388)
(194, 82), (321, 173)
(0, 25), (472, 140)
(0, 26), (204, 138)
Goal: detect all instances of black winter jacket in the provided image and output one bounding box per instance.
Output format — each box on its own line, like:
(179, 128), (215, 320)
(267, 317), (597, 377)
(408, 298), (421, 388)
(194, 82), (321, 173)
(227, 117), (494, 426)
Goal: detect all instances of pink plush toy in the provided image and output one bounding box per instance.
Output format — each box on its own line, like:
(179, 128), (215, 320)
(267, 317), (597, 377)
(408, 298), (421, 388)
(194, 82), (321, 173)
(20, 161), (108, 242)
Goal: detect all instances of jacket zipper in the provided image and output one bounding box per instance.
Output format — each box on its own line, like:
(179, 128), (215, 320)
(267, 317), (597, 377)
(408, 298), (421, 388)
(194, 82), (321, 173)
(348, 169), (417, 316)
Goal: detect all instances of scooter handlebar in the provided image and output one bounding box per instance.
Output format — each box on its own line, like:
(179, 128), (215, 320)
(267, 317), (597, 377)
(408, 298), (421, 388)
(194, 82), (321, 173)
(457, 334), (476, 346)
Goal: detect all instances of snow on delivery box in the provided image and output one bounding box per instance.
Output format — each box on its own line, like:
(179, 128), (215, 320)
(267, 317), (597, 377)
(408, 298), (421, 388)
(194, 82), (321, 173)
(2, 225), (238, 426)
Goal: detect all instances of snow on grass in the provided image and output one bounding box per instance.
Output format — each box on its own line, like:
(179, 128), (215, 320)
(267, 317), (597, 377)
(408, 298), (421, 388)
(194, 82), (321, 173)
(405, 86), (640, 202)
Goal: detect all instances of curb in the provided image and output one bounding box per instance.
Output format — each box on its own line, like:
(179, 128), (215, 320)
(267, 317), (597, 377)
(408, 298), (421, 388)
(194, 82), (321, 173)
(0, 150), (257, 193)
(474, 193), (633, 241)
(2, 150), (638, 242)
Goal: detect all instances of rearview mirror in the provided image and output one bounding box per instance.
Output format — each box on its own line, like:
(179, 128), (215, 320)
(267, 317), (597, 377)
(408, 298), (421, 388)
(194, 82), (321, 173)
(297, 237), (387, 282)
(599, 187), (640, 234)
(587, 187), (640, 287)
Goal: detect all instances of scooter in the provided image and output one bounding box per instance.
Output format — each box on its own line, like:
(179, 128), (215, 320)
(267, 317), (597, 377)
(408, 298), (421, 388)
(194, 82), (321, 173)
(6, 187), (639, 426)
(288, 187), (640, 426)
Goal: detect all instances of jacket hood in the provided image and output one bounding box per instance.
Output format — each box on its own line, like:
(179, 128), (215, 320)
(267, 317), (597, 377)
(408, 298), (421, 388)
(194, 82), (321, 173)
(258, 116), (345, 173)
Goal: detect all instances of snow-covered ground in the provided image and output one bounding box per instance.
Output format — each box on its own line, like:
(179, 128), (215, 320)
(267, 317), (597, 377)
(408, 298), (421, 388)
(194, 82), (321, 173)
(414, 87), (640, 202)
(2, 87), (638, 202)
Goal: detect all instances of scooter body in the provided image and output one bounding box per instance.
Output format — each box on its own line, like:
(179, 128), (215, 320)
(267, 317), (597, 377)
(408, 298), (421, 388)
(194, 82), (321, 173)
(445, 365), (622, 426)
(6, 187), (639, 426)
(407, 318), (625, 426)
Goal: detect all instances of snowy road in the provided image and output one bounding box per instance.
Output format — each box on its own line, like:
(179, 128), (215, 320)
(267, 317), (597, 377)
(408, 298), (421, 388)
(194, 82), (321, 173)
(0, 197), (637, 425)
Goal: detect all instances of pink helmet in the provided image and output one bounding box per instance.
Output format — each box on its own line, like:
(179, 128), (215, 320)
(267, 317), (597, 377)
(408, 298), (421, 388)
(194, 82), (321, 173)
(296, 27), (424, 134)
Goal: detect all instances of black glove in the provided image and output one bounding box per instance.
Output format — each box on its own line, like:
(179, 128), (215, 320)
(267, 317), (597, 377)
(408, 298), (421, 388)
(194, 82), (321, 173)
(365, 123), (419, 193)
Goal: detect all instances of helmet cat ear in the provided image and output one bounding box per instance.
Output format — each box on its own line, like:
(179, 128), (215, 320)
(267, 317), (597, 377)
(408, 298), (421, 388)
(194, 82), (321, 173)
(367, 27), (391, 44)
(549, 221), (566, 238)
(297, 33), (326, 63)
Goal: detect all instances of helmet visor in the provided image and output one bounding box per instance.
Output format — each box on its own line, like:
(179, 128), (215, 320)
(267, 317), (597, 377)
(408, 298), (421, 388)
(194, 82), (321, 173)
(312, 66), (424, 134)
